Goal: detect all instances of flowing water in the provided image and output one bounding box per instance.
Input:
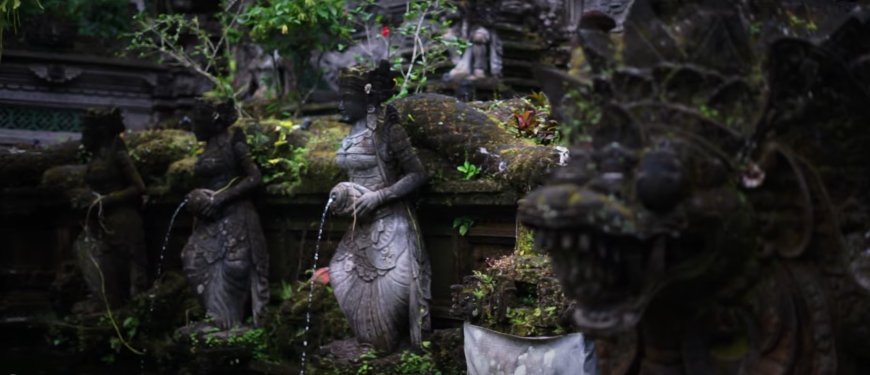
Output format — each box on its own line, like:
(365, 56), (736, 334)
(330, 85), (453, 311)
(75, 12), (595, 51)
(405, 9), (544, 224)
(149, 198), (188, 314)
(299, 197), (333, 375)
(141, 199), (188, 372)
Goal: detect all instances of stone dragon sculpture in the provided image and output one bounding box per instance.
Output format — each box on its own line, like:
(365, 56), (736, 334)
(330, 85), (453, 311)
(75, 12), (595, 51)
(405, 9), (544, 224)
(519, 1), (870, 373)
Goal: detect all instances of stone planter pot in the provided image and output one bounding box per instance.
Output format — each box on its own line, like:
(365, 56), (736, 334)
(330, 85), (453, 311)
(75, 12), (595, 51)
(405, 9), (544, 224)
(463, 322), (598, 375)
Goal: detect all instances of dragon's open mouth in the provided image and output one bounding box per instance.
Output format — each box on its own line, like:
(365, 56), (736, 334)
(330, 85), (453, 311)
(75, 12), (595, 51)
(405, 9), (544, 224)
(534, 226), (674, 331)
(519, 183), (719, 332)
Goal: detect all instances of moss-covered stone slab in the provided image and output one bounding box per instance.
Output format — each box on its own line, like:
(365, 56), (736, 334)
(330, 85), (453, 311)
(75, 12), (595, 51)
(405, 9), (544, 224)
(392, 94), (559, 190)
(124, 130), (197, 185)
(0, 142), (80, 188)
(10, 94), (557, 204)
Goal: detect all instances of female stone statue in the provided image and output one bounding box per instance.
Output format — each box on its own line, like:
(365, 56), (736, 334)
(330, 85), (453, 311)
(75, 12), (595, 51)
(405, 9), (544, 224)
(181, 99), (269, 330)
(328, 61), (431, 352)
(74, 108), (147, 311)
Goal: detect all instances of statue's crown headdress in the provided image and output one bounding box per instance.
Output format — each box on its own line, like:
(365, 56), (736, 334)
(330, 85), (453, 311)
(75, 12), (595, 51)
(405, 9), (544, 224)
(81, 108), (125, 135)
(193, 98), (238, 129)
(339, 60), (396, 103)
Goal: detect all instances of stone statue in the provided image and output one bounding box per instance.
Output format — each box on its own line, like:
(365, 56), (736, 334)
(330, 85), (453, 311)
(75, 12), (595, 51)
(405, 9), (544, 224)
(447, 24), (502, 81)
(232, 42), (294, 101)
(181, 99), (269, 330)
(73, 108), (147, 311)
(328, 61), (431, 352)
(520, 3), (870, 374)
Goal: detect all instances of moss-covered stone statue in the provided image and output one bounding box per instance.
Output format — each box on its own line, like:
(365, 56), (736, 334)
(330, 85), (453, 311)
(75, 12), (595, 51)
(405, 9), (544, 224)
(328, 61), (431, 352)
(73, 108), (147, 311)
(181, 99), (269, 330)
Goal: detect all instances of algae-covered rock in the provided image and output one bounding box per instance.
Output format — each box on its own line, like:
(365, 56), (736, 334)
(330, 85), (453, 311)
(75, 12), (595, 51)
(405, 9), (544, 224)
(41, 164), (86, 192)
(125, 130), (197, 185)
(0, 141), (80, 188)
(166, 156), (197, 194)
(469, 97), (531, 126)
(5, 100), (553, 198)
(392, 94), (559, 190)
(1, 131), (196, 191)
(293, 117), (345, 194)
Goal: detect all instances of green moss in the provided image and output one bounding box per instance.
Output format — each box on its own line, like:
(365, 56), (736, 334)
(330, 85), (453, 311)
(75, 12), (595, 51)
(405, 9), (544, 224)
(9, 99), (553, 199)
(0, 141), (80, 188)
(292, 117), (346, 194)
(392, 94), (558, 191)
(126, 129), (197, 185)
(165, 156), (197, 194)
(41, 164), (86, 191)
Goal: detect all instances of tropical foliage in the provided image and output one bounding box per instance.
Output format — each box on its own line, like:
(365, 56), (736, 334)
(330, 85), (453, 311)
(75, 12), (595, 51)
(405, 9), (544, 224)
(126, 2), (244, 101)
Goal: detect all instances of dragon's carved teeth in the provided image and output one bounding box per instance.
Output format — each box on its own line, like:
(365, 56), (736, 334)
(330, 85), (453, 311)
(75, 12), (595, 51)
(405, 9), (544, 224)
(562, 233), (574, 249)
(649, 236), (667, 274)
(579, 234), (591, 251)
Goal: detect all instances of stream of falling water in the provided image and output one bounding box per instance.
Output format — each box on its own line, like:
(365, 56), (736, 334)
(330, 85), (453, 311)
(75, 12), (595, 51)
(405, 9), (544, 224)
(149, 198), (188, 315)
(299, 197), (333, 375)
(141, 198), (188, 374)
(151, 198), (187, 290)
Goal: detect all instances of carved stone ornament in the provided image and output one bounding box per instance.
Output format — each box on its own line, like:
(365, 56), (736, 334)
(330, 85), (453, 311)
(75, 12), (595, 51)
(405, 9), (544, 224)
(520, 3), (870, 373)
(30, 65), (83, 85)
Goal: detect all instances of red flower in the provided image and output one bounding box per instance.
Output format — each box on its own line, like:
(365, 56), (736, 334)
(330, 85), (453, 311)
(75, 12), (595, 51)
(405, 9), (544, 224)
(381, 25), (390, 38)
(312, 267), (330, 285)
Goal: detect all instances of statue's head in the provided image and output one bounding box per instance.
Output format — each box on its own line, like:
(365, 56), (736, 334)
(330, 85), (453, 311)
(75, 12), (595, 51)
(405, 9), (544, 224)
(515, 0), (770, 334)
(81, 108), (125, 152)
(337, 60), (395, 124)
(471, 26), (490, 44)
(191, 99), (237, 141)
(519, 103), (755, 332)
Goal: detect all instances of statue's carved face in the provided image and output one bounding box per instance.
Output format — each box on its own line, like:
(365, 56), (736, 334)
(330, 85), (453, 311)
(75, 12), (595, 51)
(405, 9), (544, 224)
(80, 126), (102, 153)
(471, 27), (490, 44)
(339, 87), (367, 124)
(519, 106), (754, 332)
(190, 101), (236, 141)
(191, 106), (216, 142)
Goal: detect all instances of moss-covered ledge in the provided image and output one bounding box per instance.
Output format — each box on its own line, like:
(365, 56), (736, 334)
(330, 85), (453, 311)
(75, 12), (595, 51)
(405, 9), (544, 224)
(136, 178), (520, 209)
(4, 92), (562, 213)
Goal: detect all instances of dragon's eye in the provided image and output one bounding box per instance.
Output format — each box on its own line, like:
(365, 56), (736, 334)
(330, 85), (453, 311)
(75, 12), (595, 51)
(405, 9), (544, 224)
(635, 149), (686, 212)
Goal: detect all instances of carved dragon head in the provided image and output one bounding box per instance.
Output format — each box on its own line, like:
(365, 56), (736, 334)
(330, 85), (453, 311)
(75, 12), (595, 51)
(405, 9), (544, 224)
(519, 97), (756, 332)
(520, 0), (870, 336)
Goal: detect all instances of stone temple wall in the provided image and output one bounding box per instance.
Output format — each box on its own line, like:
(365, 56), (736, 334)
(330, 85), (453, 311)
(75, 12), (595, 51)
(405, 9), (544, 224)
(0, 50), (201, 147)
